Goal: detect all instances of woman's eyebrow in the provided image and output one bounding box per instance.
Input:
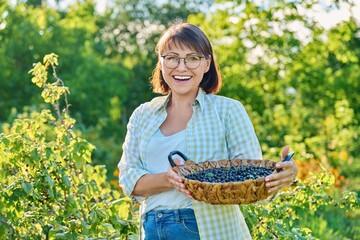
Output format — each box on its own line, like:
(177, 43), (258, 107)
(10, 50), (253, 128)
(164, 52), (199, 56)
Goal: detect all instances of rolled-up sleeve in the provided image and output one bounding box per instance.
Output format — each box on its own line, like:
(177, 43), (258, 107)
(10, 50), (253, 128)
(225, 100), (262, 160)
(118, 106), (149, 202)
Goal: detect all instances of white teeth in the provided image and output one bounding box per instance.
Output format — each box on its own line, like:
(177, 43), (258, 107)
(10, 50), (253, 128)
(174, 76), (191, 80)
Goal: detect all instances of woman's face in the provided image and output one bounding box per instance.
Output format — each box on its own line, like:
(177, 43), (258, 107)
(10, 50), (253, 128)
(160, 43), (210, 98)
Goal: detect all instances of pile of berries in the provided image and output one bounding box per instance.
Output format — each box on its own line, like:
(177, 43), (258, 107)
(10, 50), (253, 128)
(185, 166), (275, 183)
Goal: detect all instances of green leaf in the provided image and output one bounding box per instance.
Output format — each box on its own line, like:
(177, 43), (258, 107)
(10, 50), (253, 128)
(47, 188), (55, 199)
(96, 208), (108, 219)
(45, 176), (54, 187)
(88, 211), (98, 224)
(43, 53), (59, 66)
(22, 182), (34, 195)
(55, 233), (69, 239)
(0, 136), (10, 146)
(62, 175), (71, 189)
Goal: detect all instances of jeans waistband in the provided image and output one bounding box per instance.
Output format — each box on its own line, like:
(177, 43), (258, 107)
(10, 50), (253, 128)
(145, 208), (195, 223)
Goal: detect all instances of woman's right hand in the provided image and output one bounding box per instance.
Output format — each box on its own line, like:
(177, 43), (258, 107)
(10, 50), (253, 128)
(167, 159), (193, 199)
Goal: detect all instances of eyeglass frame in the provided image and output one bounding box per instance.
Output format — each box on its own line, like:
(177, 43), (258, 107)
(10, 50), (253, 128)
(160, 54), (209, 70)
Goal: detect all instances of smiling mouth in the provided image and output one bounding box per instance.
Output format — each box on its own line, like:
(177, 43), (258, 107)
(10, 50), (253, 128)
(173, 75), (191, 81)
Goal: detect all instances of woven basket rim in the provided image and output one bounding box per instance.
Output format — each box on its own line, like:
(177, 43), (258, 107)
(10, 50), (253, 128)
(173, 158), (277, 178)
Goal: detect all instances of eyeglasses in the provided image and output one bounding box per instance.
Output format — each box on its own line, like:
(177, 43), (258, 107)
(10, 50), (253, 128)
(161, 55), (206, 69)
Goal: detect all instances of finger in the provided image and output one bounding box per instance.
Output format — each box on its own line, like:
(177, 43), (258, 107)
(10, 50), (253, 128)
(169, 173), (183, 184)
(281, 146), (290, 160)
(168, 168), (182, 179)
(268, 184), (286, 193)
(276, 161), (298, 179)
(168, 175), (184, 185)
(267, 174), (294, 191)
(169, 177), (192, 198)
(180, 189), (193, 199)
(167, 165), (192, 195)
(275, 161), (293, 170)
(266, 168), (289, 181)
(266, 177), (293, 193)
(168, 176), (186, 190)
(266, 174), (293, 187)
(173, 158), (184, 165)
(266, 168), (294, 185)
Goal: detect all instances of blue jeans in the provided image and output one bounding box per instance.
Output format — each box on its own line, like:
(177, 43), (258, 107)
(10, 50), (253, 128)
(143, 208), (200, 240)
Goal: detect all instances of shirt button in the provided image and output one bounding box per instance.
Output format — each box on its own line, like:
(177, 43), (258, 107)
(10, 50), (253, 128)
(157, 212), (162, 218)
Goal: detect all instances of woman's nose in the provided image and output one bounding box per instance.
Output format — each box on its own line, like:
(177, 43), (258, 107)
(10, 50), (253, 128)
(177, 59), (187, 70)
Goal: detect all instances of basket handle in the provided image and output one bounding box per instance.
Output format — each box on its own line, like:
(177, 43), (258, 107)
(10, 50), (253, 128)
(168, 150), (189, 167)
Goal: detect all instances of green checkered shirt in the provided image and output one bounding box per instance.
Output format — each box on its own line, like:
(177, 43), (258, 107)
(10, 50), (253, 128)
(119, 89), (262, 240)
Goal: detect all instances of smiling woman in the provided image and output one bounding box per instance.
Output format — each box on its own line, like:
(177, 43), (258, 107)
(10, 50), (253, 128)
(157, 43), (211, 102)
(118, 22), (298, 240)
(151, 22), (220, 95)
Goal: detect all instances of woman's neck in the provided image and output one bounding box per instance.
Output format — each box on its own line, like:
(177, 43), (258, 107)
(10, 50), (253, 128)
(168, 91), (198, 109)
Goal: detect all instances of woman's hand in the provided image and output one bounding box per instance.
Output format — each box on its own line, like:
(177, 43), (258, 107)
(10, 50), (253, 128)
(265, 146), (298, 193)
(166, 159), (193, 199)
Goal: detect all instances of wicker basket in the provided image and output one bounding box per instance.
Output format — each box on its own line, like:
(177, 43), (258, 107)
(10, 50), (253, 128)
(168, 150), (277, 205)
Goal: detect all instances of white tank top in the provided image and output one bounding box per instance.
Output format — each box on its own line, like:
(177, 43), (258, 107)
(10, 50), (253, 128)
(143, 128), (192, 213)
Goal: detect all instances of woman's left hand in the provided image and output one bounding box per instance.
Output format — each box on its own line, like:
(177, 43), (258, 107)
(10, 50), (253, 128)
(265, 146), (298, 193)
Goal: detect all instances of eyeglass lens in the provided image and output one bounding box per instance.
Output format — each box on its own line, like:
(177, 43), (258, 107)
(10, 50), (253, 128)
(163, 56), (203, 69)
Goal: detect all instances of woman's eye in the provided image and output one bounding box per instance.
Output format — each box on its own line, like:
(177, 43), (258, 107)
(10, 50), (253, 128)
(166, 56), (179, 62)
(186, 56), (201, 62)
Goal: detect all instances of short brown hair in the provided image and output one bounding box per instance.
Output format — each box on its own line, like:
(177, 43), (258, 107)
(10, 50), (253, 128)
(150, 22), (222, 94)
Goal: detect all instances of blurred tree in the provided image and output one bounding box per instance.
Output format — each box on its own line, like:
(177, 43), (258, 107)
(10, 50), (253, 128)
(1, 0), (359, 238)
(0, 1), (129, 125)
(189, 0), (359, 184)
(0, 1), (131, 172)
(24, 0), (43, 6)
(188, 1), (360, 237)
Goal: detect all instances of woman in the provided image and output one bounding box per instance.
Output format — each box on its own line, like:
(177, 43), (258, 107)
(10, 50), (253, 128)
(118, 22), (298, 240)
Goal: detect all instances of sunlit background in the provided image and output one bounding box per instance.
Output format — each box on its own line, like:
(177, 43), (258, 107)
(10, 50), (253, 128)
(1, 0), (359, 239)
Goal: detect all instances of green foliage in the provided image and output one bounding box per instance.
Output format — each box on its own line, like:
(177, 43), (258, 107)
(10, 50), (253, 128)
(0, 54), (138, 239)
(1, 0), (360, 239)
(0, 1), (131, 176)
(190, 0), (360, 182)
(190, 1), (360, 238)
(240, 168), (359, 239)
